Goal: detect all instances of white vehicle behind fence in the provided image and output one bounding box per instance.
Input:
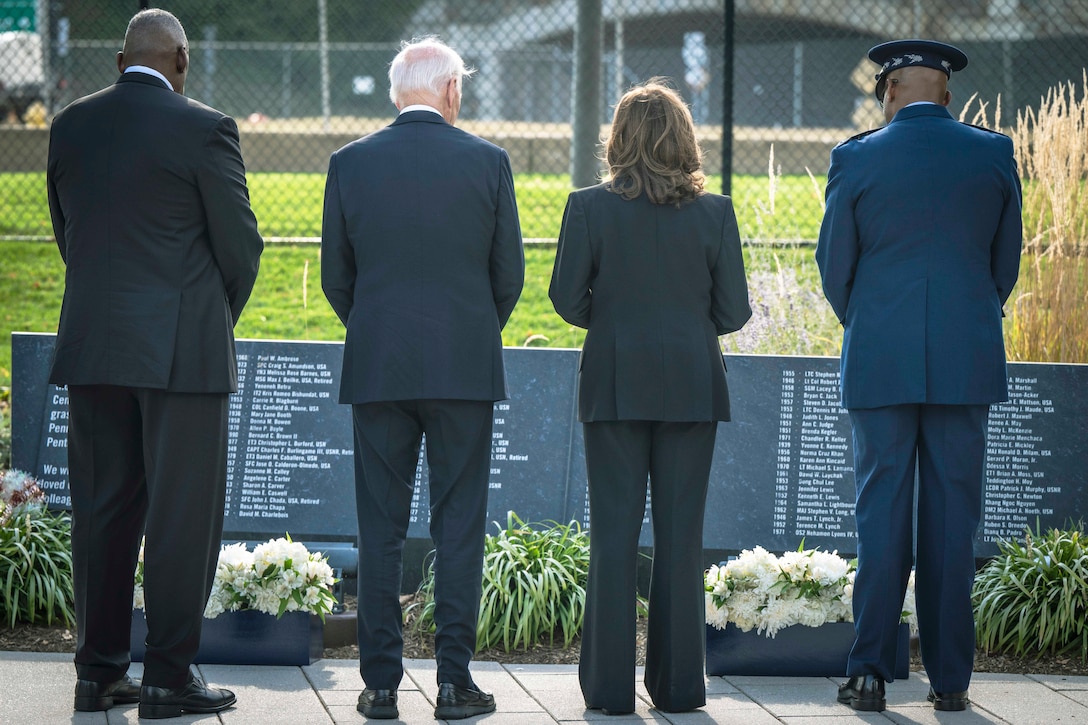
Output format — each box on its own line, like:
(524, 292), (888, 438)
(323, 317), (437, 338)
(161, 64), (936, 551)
(0, 31), (44, 122)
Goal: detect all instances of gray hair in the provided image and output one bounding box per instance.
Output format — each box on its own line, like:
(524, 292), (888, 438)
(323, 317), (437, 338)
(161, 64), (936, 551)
(123, 8), (187, 61)
(388, 37), (474, 105)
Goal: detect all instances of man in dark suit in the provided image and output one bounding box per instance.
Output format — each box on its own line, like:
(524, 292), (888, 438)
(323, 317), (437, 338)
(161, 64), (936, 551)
(816, 40), (1022, 713)
(47, 9), (263, 719)
(321, 37), (524, 721)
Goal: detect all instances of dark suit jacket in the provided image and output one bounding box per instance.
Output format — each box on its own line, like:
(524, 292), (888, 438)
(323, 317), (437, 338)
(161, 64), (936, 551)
(321, 110), (525, 405)
(549, 184), (751, 422)
(47, 72), (263, 393)
(816, 103), (1023, 409)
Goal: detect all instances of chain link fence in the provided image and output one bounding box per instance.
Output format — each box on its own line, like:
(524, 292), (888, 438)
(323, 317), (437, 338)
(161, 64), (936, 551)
(2, 0), (1086, 241)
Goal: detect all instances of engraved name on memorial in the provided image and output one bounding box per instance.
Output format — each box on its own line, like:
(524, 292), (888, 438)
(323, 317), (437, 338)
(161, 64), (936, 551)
(12, 333), (1084, 556)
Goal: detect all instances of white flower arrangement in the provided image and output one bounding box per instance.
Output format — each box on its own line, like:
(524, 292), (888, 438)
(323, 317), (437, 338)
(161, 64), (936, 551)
(133, 536), (339, 621)
(705, 545), (917, 638)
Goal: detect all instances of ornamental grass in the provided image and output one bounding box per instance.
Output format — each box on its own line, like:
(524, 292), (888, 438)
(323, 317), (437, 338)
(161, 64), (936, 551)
(973, 524), (1088, 661)
(962, 72), (1088, 363)
(410, 512), (590, 652)
(0, 469), (74, 627)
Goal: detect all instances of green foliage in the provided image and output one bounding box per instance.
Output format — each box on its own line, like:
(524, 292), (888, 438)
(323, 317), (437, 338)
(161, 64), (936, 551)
(0, 241), (837, 391)
(973, 523), (1088, 661)
(411, 513), (590, 652)
(0, 471), (75, 627)
(0, 172), (829, 243)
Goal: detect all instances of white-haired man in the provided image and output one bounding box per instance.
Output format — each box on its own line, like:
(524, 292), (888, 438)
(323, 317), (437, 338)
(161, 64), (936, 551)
(321, 37), (524, 720)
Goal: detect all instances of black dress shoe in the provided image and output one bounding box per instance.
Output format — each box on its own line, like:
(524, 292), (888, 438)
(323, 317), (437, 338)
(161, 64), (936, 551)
(586, 704), (635, 715)
(138, 673), (236, 719)
(928, 687), (969, 711)
(73, 674), (141, 711)
(358, 688), (399, 719)
(837, 674), (886, 712)
(434, 682), (496, 720)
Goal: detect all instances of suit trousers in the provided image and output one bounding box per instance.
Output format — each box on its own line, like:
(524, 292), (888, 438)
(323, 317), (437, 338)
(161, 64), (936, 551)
(351, 399), (494, 690)
(846, 403), (987, 691)
(67, 385), (229, 689)
(580, 420), (716, 713)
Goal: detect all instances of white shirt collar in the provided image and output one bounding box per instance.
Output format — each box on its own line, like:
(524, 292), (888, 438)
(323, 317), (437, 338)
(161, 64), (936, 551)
(124, 66), (173, 90)
(905, 100), (940, 109)
(399, 104), (443, 117)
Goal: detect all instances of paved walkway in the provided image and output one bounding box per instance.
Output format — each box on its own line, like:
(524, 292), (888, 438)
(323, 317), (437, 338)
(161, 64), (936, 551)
(2, 652), (1086, 724)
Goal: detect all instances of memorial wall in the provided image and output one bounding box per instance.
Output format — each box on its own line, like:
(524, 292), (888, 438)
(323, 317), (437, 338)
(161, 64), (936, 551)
(12, 333), (1086, 557)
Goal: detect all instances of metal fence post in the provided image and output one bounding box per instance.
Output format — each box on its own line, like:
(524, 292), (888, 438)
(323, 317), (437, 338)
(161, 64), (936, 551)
(721, 0), (734, 197)
(570, 0), (602, 189)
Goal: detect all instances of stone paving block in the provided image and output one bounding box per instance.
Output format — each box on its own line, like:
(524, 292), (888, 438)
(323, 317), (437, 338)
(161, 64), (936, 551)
(731, 680), (849, 718)
(325, 703), (360, 725)
(104, 707), (213, 724)
(198, 663), (326, 712)
(220, 709), (334, 724)
(505, 663), (580, 675)
(961, 673), (1088, 725)
(0, 651), (106, 724)
(883, 705), (1009, 724)
(705, 676), (740, 694)
(1059, 690), (1088, 708)
(534, 686), (668, 722)
(326, 689), (436, 724)
(694, 692), (784, 724)
(778, 715), (889, 725)
(1026, 674), (1088, 690)
(507, 670), (581, 692)
(444, 714), (560, 725)
(304, 658), (364, 691)
(316, 687), (360, 708)
(8, 652), (1088, 725)
(471, 668), (547, 713)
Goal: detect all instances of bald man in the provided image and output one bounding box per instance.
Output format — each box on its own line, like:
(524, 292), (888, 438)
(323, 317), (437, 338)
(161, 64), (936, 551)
(816, 40), (1022, 713)
(47, 9), (262, 718)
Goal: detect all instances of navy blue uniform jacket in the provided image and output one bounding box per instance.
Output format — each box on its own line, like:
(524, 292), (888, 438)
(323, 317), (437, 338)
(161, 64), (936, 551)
(321, 111), (525, 404)
(816, 103), (1022, 410)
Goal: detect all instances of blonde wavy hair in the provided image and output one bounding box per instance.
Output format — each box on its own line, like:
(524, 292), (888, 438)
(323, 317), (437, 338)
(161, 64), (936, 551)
(605, 79), (706, 206)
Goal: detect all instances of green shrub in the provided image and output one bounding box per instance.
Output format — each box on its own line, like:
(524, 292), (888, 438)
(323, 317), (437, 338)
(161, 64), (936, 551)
(0, 470), (75, 627)
(411, 512), (590, 652)
(973, 523), (1088, 661)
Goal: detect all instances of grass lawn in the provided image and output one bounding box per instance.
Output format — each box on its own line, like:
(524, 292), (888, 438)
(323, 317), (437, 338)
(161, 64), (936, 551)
(0, 241), (842, 392)
(1, 172), (828, 241)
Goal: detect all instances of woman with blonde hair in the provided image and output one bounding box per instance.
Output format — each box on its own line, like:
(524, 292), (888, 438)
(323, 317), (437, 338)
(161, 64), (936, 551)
(550, 79), (750, 714)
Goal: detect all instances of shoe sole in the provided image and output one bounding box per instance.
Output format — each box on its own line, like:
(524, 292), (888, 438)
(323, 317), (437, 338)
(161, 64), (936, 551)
(848, 696), (886, 712)
(931, 697), (969, 711)
(434, 703), (497, 719)
(138, 696), (237, 719)
(934, 701), (968, 711)
(73, 696), (111, 712)
(358, 704), (399, 719)
(73, 694), (140, 712)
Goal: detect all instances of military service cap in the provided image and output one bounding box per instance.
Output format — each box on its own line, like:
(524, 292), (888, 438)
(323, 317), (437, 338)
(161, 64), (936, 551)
(868, 39), (968, 101)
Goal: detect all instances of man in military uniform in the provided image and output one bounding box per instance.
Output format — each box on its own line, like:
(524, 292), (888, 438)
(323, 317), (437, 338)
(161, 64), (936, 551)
(816, 40), (1022, 713)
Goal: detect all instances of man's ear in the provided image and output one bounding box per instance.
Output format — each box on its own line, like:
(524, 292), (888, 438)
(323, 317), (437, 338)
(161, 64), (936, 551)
(116, 51), (125, 74)
(942, 89), (952, 107)
(176, 47), (188, 75)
